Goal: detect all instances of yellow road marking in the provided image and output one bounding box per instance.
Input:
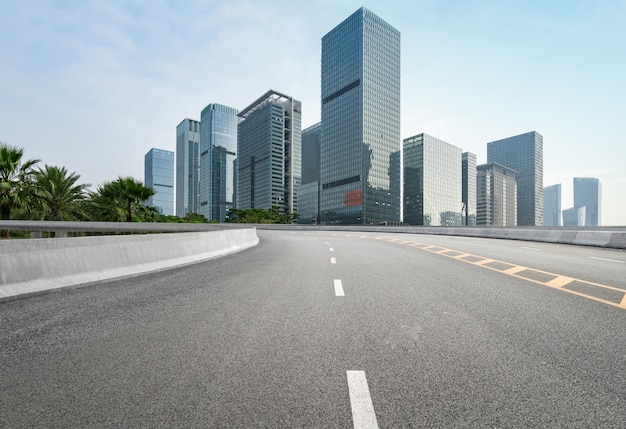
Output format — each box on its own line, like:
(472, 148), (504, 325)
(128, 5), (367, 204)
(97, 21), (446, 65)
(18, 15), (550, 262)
(546, 276), (574, 288)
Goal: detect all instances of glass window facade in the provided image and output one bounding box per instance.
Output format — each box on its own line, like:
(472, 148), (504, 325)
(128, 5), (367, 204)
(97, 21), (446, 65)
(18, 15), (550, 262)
(237, 90), (301, 213)
(403, 134), (462, 226)
(487, 131), (543, 226)
(543, 184), (562, 226)
(320, 7), (401, 225)
(176, 118), (200, 217)
(462, 152), (477, 226)
(144, 148), (174, 215)
(200, 104), (238, 222)
(573, 177), (601, 226)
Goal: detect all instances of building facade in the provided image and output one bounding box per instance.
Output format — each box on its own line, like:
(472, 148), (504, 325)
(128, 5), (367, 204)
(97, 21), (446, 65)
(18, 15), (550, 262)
(175, 118), (200, 217)
(573, 177), (601, 226)
(543, 184), (562, 226)
(320, 7), (401, 225)
(298, 122), (321, 223)
(487, 131), (543, 226)
(462, 152), (477, 226)
(199, 104), (238, 222)
(563, 206), (586, 226)
(144, 148), (174, 215)
(403, 133), (462, 226)
(237, 90), (302, 213)
(476, 162), (517, 226)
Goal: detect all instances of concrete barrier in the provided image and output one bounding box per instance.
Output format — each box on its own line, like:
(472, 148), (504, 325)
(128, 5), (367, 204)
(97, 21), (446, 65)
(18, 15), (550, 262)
(0, 228), (258, 301)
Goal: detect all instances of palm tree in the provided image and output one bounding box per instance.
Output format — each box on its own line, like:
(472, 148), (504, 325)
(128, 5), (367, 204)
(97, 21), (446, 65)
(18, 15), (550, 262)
(87, 177), (155, 222)
(0, 144), (40, 236)
(32, 165), (90, 221)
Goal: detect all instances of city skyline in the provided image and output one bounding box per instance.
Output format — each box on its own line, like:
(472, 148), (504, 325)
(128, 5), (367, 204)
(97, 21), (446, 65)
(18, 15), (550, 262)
(1, 1), (625, 224)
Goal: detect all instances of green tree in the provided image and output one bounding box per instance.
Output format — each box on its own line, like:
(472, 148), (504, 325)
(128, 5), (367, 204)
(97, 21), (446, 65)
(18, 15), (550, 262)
(32, 165), (90, 221)
(226, 206), (299, 224)
(87, 177), (155, 222)
(0, 144), (40, 236)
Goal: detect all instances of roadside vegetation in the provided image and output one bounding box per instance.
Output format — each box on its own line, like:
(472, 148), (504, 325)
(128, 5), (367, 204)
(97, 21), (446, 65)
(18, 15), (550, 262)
(0, 143), (297, 236)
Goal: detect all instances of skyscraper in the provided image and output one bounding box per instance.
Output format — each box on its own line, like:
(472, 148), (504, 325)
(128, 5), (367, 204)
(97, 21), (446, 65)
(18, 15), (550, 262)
(403, 133), (462, 226)
(237, 90), (301, 213)
(543, 184), (562, 226)
(199, 104), (238, 222)
(175, 118), (200, 217)
(574, 177), (601, 226)
(144, 148), (174, 215)
(487, 131), (543, 226)
(462, 152), (477, 226)
(320, 7), (401, 225)
(298, 122), (321, 224)
(476, 162), (518, 226)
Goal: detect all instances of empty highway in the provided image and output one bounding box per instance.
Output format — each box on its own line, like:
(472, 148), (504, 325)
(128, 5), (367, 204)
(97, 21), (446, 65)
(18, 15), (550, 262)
(2, 230), (625, 428)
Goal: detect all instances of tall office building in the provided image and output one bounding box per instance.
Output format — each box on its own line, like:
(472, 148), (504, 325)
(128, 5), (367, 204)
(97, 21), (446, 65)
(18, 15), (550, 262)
(175, 118), (200, 217)
(199, 104), (238, 222)
(298, 122), (322, 224)
(543, 184), (562, 226)
(573, 177), (601, 226)
(403, 133), (462, 226)
(476, 162), (517, 226)
(237, 90), (302, 213)
(487, 131), (543, 226)
(320, 7), (401, 225)
(462, 152), (477, 226)
(144, 148), (174, 215)
(563, 206), (586, 227)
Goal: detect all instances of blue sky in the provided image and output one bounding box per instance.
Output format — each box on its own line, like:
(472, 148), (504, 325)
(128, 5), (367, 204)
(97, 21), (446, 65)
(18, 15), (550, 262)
(1, 0), (625, 225)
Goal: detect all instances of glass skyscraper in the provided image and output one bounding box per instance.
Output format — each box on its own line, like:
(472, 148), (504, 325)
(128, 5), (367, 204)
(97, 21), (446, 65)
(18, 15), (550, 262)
(403, 133), (462, 226)
(144, 148), (174, 215)
(320, 7), (401, 225)
(543, 184), (562, 226)
(487, 131), (543, 226)
(199, 104), (238, 222)
(574, 177), (601, 226)
(176, 118), (200, 217)
(298, 122), (322, 224)
(462, 152), (477, 226)
(237, 90), (301, 213)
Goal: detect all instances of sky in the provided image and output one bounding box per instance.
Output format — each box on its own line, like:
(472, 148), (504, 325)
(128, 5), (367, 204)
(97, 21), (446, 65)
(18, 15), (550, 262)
(1, 0), (625, 225)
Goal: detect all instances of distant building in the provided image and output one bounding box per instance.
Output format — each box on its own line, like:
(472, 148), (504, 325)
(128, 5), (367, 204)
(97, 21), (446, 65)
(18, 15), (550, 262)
(403, 133), (462, 226)
(476, 162), (517, 226)
(144, 148), (174, 215)
(574, 177), (601, 226)
(237, 90), (302, 214)
(298, 122), (321, 224)
(320, 7), (401, 225)
(487, 131), (543, 226)
(543, 184), (562, 226)
(199, 104), (238, 222)
(563, 206), (586, 227)
(462, 152), (477, 226)
(175, 118), (200, 217)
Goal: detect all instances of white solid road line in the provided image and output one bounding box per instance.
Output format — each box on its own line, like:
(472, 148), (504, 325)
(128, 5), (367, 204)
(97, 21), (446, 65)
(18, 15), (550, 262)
(331, 257), (337, 264)
(521, 246), (541, 251)
(334, 279), (345, 296)
(346, 370), (379, 429)
(589, 256), (624, 264)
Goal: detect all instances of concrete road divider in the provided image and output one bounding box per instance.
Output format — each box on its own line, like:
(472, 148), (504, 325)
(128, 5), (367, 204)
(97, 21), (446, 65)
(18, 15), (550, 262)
(0, 228), (258, 302)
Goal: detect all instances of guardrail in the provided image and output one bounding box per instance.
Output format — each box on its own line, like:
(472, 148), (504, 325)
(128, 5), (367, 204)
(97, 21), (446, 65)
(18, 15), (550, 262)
(0, 221), (259, 302)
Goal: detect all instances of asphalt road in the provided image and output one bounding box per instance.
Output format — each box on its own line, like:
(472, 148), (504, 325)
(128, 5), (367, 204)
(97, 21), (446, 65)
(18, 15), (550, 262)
(1, 230), (625, 428)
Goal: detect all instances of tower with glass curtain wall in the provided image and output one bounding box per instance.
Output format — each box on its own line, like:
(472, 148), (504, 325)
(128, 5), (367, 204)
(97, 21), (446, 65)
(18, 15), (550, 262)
(199, 104), (238, 222)
(176, 118), (200, 217)
(487, 131), (543, 226)
(144, 148), (174, 215)
(320, 7), (401, 225)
